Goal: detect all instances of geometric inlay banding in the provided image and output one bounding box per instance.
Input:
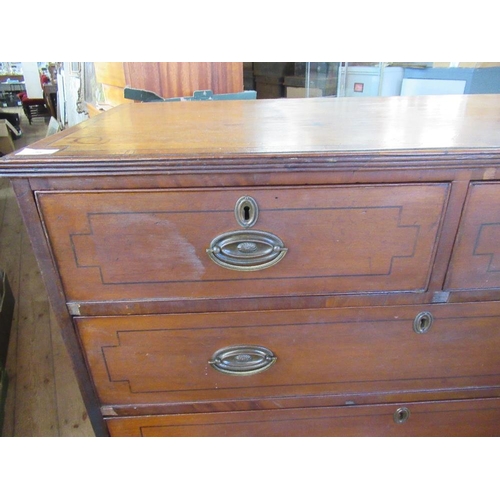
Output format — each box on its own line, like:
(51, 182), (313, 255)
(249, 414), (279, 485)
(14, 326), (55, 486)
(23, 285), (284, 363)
(70, 206), (420, 285)
(474, 223), (500, 272)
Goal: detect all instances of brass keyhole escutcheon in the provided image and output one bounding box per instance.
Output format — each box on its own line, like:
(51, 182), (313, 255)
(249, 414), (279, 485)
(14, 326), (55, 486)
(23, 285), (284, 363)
(393, 407), (410, 424)
(413, 311), (433, 334)
(235, 196), (259, 228)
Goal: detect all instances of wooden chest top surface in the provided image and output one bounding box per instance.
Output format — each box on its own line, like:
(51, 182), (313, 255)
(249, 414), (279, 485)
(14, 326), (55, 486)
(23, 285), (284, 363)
(1, 94), (500, 175)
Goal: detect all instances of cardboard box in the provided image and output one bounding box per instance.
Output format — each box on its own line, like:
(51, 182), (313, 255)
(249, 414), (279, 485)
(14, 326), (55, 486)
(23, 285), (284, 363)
(0, 119), (15, 155)
(286, 87), (323, 98)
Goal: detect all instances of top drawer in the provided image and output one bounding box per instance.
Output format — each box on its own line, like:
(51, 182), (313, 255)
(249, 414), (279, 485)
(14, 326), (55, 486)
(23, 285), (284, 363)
(446, 182), (500, 291)
(37, 184), (448, 304)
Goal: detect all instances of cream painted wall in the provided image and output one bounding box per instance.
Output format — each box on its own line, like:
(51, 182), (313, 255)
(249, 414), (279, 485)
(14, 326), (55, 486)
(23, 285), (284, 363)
(433, 62), (500, 68)
(21, 62), (43, 99)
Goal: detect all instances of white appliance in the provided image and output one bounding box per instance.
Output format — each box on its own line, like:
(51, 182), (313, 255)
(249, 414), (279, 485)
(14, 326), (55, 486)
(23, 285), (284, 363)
(401, 78), (466, 96)
(338, 64), (404, 97)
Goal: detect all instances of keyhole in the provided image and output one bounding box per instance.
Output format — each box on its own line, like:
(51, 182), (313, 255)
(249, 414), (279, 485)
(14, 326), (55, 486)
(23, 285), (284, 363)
(243, 205), (251, 221)
(394, 407), (410, 424)
(413, 311), (433, 334)
(235, 196), (259, 228)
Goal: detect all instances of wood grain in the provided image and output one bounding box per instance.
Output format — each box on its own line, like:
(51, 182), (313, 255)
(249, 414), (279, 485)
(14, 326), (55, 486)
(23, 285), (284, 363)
(37, 184), (448, 304)
(2, 95), (500, 172)
(94, 62), (127, 88)
(12, 178), (104, 435)
(2, 95), (500, 436)
(106, 398), (500, 437)
(446, 182), (500, 290)
(0, 178), (94, 436)
(14, 228), (59, 436)
(90, 62), (243, 113)
(49, 307), (92, 436)
(126, 62), (243, 98)
(77, 304), (500, 409)
(0, 179), (21, 436)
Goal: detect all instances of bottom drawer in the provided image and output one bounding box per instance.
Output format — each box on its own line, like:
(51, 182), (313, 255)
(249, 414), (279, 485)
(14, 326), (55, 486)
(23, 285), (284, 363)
(106, 398), (500, 437)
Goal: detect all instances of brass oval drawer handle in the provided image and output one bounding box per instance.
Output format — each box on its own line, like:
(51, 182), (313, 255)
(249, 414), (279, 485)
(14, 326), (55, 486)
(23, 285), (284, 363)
(208, 345), (277, 376)
(207, 230), (287, 271)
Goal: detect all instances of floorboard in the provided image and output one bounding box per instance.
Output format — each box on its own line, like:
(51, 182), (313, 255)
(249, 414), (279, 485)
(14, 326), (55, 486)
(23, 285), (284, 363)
(0, 106), (94, 437)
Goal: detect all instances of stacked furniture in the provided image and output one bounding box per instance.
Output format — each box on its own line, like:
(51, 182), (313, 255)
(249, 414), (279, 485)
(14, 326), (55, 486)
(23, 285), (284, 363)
(1, 94), (500, 436)
(0, 79), (25, 107)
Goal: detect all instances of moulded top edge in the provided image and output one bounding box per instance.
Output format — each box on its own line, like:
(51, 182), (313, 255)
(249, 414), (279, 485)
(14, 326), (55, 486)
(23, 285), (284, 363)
(2, 94), (500, 174)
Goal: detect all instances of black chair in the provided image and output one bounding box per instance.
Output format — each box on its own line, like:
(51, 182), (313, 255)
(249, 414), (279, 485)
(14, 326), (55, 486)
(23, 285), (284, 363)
(18, 92), (50, 125)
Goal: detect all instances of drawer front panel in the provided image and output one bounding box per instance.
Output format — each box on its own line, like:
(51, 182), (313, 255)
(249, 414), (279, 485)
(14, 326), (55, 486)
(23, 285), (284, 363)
(37, 184), (448, 303)
(76, 305), (500, 406)
(105, 398), (500, 437)
(447, 182), (500, 291)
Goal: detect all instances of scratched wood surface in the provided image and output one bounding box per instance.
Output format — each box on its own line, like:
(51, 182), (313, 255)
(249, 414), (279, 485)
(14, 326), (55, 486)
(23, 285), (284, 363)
(2, 94), (500, 167)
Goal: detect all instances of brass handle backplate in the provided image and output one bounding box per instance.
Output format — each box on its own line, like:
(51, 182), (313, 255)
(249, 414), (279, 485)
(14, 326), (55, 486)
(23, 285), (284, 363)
(207, 230), (287, 271)
(208, 345), (277, 376)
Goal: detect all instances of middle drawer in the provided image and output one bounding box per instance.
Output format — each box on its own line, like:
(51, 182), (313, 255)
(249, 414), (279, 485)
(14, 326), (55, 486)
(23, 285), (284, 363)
(37, 184), (448, 304)
(76, 303), (500, 409)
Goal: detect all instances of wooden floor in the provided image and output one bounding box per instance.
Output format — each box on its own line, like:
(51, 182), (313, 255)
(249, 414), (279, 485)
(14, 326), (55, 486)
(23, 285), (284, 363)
(0, 108), (94, 436)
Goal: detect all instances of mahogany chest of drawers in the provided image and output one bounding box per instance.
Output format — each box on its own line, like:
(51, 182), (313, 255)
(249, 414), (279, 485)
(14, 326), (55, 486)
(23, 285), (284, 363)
(2, 94), (500, 436)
